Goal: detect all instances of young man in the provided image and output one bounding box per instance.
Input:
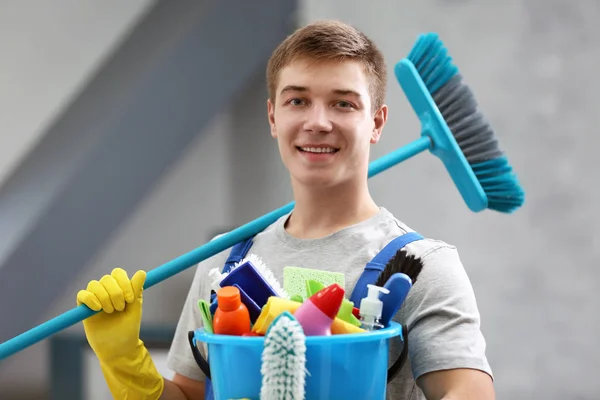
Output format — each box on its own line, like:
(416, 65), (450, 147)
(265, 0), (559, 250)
(77, 20), (495, 399)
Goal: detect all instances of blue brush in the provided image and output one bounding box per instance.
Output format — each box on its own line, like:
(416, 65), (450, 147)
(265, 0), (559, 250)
(378, 273), (413, 328)
(0, 32), (525, 361)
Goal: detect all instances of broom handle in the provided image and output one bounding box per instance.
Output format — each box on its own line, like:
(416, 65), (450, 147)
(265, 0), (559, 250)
(0, 136), (432, 360)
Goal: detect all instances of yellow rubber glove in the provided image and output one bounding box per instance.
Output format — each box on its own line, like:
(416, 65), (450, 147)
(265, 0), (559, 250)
(77, 268), (164, 399)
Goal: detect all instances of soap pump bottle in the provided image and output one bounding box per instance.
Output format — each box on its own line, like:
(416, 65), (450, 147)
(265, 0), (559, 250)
(359, 284), (390, 331)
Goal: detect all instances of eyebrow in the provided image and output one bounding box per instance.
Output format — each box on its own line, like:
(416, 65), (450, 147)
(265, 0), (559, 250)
(279, 85), (363, 98)
(280, 85), (307, 95)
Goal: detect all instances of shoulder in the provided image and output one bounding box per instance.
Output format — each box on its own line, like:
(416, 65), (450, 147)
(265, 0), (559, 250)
(378, 207), (458, 259)
(380, 208), (474, 306)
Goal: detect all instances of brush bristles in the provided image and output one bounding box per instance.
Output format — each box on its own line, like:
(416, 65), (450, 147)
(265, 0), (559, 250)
(233, 254), (290, 299)
(261, 313), (307, 400)
(408, 33), (525, 214)
(376, 248), (424, 287)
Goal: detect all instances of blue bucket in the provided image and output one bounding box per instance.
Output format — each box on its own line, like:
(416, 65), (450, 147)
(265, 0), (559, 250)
(188, 322), (406, 400)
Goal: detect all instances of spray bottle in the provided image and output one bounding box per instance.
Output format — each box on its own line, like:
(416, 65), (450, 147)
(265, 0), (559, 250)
(358, 284), (390, 331)
(293, 283), (345, 336)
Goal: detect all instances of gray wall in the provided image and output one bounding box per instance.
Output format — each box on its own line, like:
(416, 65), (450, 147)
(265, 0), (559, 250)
(1, 1), (598, 399)
(0, 0), (155, 188)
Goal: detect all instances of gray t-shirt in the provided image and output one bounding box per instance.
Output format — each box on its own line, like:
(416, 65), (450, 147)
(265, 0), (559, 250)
(166, 207), (492, 399)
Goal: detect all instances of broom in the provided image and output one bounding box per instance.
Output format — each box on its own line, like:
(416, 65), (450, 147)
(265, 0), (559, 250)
(0, 32), (524, 360)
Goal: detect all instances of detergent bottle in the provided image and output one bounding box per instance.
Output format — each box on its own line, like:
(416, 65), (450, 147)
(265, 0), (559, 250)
(293, 283), (345, 336)
(358, 284), (390, 331)
(213, 286), (251, 335)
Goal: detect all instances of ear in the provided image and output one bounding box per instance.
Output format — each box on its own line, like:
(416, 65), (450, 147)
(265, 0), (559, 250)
(267, 99), (277, 139)
(370, 104), (388, 144)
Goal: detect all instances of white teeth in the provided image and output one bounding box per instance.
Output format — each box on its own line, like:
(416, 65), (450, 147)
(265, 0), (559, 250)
(300, 147), (337, 153)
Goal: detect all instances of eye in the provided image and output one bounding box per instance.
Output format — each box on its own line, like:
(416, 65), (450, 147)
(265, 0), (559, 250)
(335, 100), (355, 109)
(288, 98), (306, 106)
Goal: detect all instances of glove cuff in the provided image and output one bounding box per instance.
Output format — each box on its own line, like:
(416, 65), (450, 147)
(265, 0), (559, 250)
(99, 341), (165, 400)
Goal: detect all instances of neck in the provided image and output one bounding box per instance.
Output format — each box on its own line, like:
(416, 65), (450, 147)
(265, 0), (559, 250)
(285, 177), (379, 239)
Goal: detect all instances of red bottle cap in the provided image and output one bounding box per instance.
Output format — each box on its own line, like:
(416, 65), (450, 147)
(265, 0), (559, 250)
(308, 283), (345, 320)
(352, 307), (361, 319)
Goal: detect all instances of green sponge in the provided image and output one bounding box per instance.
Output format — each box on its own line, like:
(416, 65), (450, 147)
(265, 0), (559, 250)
(283, 267), (360, 327)
(283, 266), (345, 300)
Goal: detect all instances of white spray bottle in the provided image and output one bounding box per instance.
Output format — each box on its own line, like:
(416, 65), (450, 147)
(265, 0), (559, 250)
(359, 284), (390, 331)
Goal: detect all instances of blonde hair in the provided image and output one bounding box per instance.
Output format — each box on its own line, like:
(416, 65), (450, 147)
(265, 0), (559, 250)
(266, 20), (387, 112)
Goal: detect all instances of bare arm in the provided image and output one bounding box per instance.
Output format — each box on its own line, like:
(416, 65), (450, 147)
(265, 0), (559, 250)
(417, 368), (495, 400)
(160, 374), (205, 400)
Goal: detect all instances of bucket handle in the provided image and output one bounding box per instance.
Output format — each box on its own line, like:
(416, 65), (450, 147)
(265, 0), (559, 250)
(188, 331), (212, 380)
(387, 324), (409, 383)
(188, 325), (409, 384)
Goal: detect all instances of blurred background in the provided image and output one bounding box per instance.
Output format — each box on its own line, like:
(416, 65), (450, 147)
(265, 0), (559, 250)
(0, 0), (598, 399)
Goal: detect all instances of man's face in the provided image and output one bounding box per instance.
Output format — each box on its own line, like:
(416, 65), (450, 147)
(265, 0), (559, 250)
(268, 58), (387, 189)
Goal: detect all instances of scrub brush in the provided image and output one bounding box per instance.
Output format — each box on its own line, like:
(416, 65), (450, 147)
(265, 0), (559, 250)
(375, 248), (423, 288)
(209, 254), (288, 299)
(375, 249), (424, 327)
(234, 254), (289, 299)
(260, 311), (307, 400)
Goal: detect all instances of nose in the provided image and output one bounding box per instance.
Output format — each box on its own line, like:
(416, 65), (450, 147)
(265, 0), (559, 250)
(303, 104), (332, 133)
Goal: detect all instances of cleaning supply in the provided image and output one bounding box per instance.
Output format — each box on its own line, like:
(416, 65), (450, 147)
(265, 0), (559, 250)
(251, 296), (365, 336)
(0, 32), (525, 361)
(375, 248), (425, 327)
(290, 294), (304, 303)
(75, 268), (164, 399)
(233, 284), (261, 322)
(337, 299), (361, 327)
(208, 268), (262, 322)
(359, 284), (390, 331)
(293, 283), (344, 336)
(260, 311), (307, 400)
(378, 273), (412, 327)
(283, 266), (345, 301)
(220, 260), (280, 308)
(233, 254), (289, 298)
(208, 267), (224, 293)
(392, 32), (524, 213)
(375, 248), (424, 288)
(213, 286), (251, 336)
(305, 279), (325, 297)
(197, 299), (214, 334)
(306, 279), (360, 327)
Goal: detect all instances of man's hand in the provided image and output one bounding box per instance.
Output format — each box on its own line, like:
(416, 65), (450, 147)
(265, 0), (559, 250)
(77, 268), (164, 400)
(417, 368), (495, 400)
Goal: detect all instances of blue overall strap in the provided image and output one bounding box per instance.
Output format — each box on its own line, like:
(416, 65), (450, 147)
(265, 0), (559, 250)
(349, 232), (424, 306)
(222, 237), (255, 274)
(209, 236), (255, 304)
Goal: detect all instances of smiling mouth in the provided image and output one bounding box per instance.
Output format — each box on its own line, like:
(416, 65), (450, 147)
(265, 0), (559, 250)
(296, 146), (340, 154)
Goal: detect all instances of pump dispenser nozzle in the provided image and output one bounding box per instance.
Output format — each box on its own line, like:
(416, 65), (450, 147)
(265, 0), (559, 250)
(358, 284), (390, 331)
